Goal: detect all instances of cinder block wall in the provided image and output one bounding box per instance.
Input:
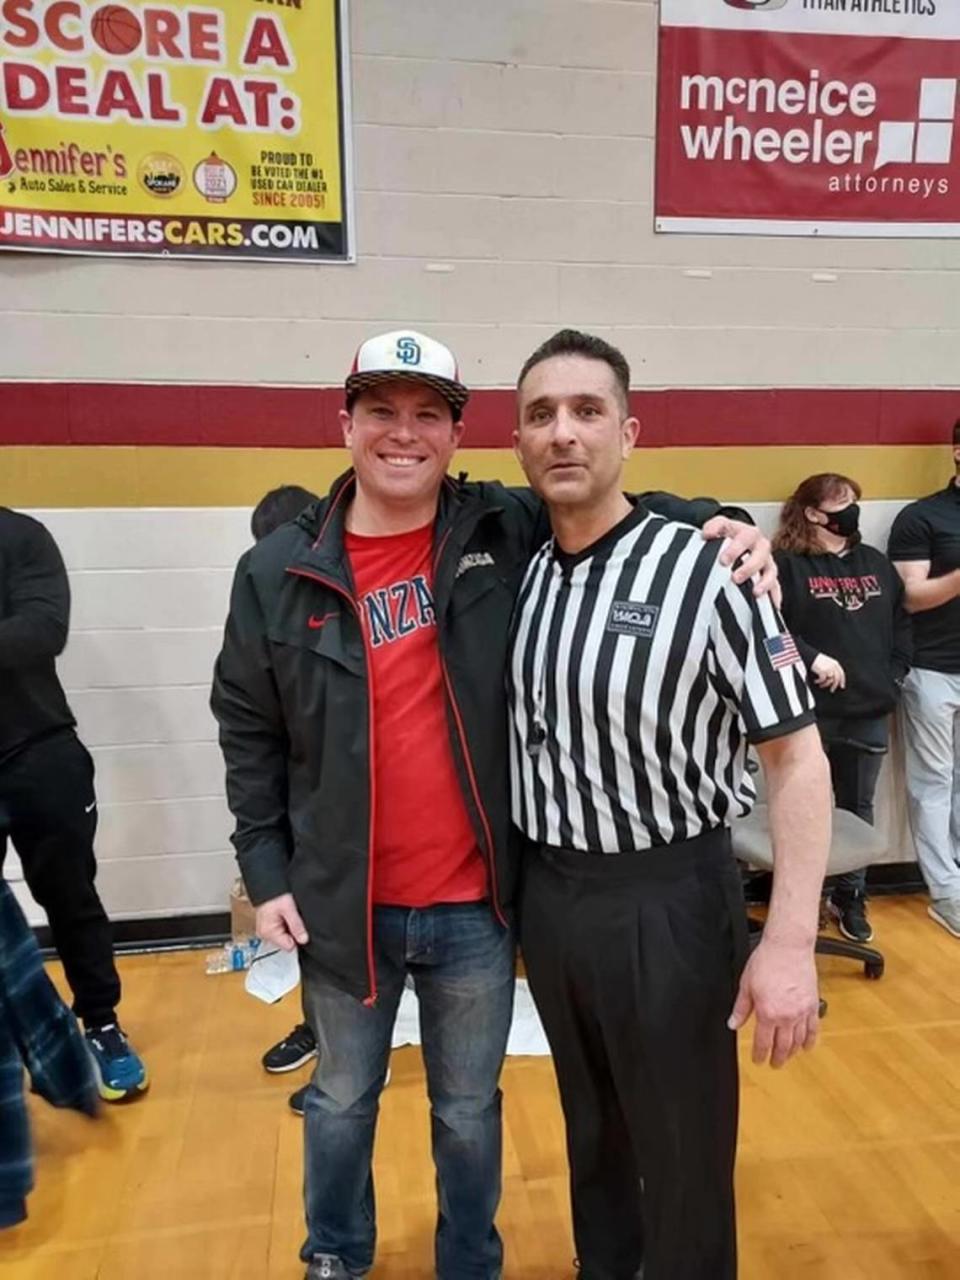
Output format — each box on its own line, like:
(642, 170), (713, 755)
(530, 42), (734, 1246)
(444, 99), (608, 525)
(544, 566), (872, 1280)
(4, 1), (953, 921)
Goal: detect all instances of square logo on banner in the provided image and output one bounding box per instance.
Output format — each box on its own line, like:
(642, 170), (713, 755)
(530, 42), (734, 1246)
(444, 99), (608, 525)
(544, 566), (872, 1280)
(656, 0), (960, 237)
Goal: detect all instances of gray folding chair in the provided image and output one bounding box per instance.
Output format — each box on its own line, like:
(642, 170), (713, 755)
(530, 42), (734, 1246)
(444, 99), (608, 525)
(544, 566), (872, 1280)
(732, 802), (886, 981)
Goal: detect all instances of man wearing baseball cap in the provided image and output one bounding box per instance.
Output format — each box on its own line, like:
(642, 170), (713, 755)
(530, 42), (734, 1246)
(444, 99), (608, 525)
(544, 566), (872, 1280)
(211, 329), (774, 1280)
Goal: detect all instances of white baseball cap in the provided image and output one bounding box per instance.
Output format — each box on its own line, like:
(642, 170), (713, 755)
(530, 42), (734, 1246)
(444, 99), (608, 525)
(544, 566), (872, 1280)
(345, 329), (469, 417)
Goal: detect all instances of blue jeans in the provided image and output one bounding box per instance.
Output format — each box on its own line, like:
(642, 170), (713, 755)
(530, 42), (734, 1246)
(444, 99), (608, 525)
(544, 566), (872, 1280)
(299, 903), (515, 1279)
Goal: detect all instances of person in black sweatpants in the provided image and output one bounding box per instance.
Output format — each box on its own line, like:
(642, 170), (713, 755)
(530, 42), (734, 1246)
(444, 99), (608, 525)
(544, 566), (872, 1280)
(773, 472), (912, 945)
(0, 733), (119, 1028)
(0, 507), (146, 1101)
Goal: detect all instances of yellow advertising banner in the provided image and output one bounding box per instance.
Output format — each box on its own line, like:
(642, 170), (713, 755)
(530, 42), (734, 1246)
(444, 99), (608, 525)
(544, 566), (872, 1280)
(0, 0), (350, 260)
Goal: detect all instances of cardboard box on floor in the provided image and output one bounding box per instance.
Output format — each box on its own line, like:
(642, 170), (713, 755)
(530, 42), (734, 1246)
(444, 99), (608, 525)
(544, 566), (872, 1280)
(230, 878), (258, 942)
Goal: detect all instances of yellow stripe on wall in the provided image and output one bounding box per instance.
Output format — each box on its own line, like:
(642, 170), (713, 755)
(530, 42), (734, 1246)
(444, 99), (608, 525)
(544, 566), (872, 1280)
(0, 445), (951, 508)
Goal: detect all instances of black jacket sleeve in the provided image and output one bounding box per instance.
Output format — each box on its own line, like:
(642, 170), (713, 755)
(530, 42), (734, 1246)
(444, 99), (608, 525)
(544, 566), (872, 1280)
(641, 491), (725, 526)
(210, 554), (293, 906)
(501, 485), (553, 549)
(641, 492), (759, 527)
(504, 486), (752, 532)
(0, 517), (70, 670)
(506, 487), (752, 532)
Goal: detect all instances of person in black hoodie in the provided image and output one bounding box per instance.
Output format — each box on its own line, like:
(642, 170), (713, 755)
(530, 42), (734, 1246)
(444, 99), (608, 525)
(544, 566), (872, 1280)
(773, 474), (912, 944)
(0, 508), (147, 1102)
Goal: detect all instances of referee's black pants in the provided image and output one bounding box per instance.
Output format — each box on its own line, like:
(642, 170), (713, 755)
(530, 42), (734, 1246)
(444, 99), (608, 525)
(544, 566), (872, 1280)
(0, 729), (121, 1028)
(519, 827), (749, 1280)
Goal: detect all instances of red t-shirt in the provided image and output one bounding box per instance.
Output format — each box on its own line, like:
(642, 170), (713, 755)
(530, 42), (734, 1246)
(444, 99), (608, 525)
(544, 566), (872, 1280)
(345, 522), (488, 907)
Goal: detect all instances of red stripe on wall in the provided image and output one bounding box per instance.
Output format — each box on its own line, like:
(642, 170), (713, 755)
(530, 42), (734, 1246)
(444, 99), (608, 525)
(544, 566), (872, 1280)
(1, 384), (957, 449)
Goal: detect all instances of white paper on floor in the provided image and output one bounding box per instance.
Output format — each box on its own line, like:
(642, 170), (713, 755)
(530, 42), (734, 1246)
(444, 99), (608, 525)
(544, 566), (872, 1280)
(504, 979), (551, 1056)
(244, 944), (301, 1004)
(390, 978), (550, 1056)
(244, 958), (551, 1056)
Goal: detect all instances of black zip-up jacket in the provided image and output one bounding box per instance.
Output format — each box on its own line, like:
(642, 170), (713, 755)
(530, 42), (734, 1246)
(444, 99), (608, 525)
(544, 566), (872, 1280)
(211, 471), (735, 1001)
(775, 542), (912, 722)
(0, 509), (74, 766)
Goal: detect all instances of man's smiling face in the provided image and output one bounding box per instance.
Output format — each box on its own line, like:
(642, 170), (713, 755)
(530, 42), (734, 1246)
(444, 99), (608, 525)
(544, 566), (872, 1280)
(341, 380), (464, 508)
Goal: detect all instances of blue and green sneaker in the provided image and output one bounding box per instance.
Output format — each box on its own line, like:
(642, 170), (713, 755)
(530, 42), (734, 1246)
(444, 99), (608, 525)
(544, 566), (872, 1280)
(84, 1024), (149, 1102)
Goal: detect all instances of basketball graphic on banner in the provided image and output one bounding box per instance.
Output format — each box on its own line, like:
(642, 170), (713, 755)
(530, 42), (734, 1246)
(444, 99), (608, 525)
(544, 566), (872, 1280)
(90, 5), (143, 56)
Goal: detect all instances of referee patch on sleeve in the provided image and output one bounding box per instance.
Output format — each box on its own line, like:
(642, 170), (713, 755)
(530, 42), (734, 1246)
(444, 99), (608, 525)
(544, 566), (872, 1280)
(606, 600), (659, 638)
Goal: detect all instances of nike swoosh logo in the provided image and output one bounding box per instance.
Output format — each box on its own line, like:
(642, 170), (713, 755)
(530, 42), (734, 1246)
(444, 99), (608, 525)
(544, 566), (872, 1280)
(307, 613), (336, 630)
(84, 802), (96, 813)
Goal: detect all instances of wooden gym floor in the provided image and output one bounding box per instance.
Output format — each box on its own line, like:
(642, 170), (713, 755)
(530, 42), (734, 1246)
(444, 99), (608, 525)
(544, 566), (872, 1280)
(1, 895), (958, 1279)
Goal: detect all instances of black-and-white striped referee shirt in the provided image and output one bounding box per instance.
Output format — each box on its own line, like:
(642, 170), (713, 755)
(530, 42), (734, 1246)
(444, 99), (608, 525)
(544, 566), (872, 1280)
(508, 503), (815, 852)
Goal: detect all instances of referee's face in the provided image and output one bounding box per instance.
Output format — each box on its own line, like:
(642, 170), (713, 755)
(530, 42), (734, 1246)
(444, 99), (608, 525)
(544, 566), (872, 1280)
(514, 355), (639, 511)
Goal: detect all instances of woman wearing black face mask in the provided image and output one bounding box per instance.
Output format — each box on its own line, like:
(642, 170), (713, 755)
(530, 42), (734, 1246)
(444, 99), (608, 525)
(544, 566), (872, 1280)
(773, 473), (913, 944)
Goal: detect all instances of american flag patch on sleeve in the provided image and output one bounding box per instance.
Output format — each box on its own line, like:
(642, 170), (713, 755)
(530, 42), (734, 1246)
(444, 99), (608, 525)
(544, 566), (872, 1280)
(764, 632), (801, 670)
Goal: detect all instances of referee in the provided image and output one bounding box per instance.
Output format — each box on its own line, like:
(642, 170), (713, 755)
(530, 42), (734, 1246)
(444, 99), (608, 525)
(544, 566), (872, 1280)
(508, 331), (831, 1280)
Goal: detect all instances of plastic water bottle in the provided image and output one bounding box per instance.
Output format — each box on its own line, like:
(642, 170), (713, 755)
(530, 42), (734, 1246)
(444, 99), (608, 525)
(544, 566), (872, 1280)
(204, 936), (260, 975)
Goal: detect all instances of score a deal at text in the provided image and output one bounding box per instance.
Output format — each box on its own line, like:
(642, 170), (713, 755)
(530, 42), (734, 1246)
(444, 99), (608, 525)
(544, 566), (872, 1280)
(2, 0), (227, 61)
(1, 2), (298, 128)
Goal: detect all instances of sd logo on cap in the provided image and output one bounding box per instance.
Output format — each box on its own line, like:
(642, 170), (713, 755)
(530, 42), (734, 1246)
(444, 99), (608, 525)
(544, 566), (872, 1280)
(396, 336), (422, 366)
(345, 330), (470, 418)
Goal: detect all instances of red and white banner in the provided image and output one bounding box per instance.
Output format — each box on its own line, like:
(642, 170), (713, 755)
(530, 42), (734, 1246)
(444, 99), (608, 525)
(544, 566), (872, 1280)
(656, 1), (960, 236)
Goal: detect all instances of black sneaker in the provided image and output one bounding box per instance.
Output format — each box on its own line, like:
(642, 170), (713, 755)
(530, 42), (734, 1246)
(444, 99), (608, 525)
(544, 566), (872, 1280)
(827, 893), (874, 944)
(262, 1023), (317, 1073)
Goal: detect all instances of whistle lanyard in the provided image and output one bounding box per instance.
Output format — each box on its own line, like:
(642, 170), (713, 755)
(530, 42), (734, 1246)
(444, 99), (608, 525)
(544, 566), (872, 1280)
(526, 556), (568, 756)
